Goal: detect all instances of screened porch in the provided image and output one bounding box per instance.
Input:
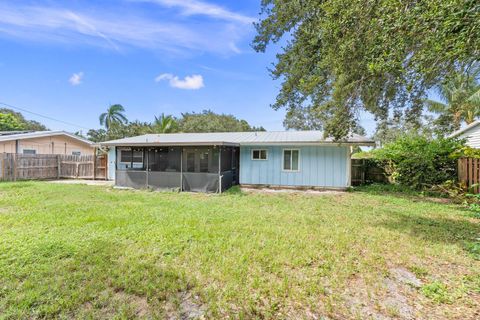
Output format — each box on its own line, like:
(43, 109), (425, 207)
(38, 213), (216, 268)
(115, 145), (239, 192)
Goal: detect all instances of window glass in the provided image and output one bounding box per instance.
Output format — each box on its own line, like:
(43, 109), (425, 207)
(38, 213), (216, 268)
(187, 152), (195, 172)
(260, 150), (267, 159)
(120, 149), (132, 163)
(252, 149), (267, 160)
(72, 151), (81, 156)
(23, 149), (36, 155)
(199, 152), (209, 173)
(283, 150), (291, 170)
(132, 150), (143, 163)
(292, 150), (299, 171)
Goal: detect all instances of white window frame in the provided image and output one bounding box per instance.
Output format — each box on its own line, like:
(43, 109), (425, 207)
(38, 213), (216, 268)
(22, 149), (37, 155)
(282, 149), (300, 172)
(251, 149), (268, 161)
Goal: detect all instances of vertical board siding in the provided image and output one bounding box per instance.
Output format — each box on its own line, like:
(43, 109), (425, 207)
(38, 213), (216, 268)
(240, 145), (349, 188)
(458, 157), (480, 193)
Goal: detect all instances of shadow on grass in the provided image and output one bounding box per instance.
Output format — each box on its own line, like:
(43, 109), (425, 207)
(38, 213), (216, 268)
(377, 211), (479, 249)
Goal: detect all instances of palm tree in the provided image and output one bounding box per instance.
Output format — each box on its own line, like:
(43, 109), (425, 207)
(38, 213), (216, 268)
(426, 67), (480, 130)
(153, 113), (176, 133)
(99, 104), (128, 130)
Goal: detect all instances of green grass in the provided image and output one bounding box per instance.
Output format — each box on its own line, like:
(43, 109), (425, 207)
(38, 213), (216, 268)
(0, 182), (479, 319)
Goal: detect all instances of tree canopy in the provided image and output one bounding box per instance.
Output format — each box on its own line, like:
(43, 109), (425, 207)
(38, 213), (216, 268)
(0, 108), (48, 131)
(426, 65), (480, 134)
(87, 109), (264, 142)
(253, 0), (480, 140)
(99, 104), (128, 130)
(178, 110), (265, 133)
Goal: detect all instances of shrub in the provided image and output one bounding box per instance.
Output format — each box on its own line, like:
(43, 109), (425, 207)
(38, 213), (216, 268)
(372, 135), (463, 190)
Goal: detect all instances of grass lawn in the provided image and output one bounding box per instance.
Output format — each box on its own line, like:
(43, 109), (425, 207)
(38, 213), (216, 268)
(0, 182), (479, 319)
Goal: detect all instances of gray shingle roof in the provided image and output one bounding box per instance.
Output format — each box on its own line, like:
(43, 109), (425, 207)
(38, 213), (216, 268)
(101, 131), (374, 146)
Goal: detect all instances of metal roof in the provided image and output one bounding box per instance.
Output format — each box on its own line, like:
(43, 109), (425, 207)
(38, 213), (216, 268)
(101, 131), (375, 146)
(0, 130), (94, 146)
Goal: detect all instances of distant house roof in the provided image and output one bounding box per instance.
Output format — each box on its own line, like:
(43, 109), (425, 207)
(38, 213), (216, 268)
(0, 130), (94, 146)
(101, 131), (375, 147)
(449, 121), (480, 138)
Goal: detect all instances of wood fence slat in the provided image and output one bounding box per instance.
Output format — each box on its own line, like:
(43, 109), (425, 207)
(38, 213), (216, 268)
(0, 153), (107, 182)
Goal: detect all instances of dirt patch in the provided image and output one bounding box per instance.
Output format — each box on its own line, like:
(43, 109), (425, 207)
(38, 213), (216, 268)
(114, 290), (150, 317)
(165, 291), (206, 320)
(390, 267), (422, 288)
(343, 268), (425, 320)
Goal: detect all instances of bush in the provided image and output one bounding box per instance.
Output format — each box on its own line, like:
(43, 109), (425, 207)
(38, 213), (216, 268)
(372, 135), (463, 190)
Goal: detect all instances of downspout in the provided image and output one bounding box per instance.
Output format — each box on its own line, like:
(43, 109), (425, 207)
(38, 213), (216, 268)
(15, 140), (19, 154)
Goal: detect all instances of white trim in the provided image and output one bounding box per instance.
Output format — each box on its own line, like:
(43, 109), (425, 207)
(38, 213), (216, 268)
(282, 148), (300, 172)
(251, 149), (268, 160)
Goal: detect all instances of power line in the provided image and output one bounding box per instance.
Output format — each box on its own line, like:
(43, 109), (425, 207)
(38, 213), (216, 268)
(0, 101), (91, 130)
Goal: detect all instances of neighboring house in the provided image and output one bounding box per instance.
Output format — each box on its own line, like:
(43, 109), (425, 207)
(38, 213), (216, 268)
(101, 131), (374, 192)
(450, 121), (480, 148)
(0, 131), (95, 155)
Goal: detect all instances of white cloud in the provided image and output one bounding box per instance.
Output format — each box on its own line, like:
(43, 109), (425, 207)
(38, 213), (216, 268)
(69, 72), (83, 86)
(131, 0), (254, 24)
(0, 3), (252, 55)
(155, 73), (204, 90)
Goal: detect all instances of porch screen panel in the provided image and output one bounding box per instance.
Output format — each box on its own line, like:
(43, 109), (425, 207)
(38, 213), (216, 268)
(182, 147), (220, 192)
(148, 147), (181, 172)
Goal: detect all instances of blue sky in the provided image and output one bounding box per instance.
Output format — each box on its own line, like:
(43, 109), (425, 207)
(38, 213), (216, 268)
(0, 0), (377, 134)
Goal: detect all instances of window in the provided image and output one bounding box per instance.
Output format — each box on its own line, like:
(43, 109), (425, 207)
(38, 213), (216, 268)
(132, 149), (144, 163)
(186, 152), (195, 172)
(72, 151), (81, 156)
(120, 149), (132, 163)
(199, 152), (209, 172)
(252, 149), (267, 160)
(283, 149), (300, 171)
(23, 149), (36, 155)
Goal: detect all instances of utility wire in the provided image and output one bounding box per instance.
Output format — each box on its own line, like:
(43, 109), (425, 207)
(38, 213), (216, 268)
(0, 101), (90, 130)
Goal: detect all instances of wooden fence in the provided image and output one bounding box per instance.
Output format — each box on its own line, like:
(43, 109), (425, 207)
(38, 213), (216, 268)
(458, 158), (480, 193)
(351, 159), (389, 186)
(0, 153), (107, 181)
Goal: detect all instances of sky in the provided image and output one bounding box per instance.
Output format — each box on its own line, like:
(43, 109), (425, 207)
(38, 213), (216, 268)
(0, 0), (377, 135)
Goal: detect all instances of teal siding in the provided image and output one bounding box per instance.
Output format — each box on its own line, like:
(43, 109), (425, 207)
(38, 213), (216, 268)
(239, 145), (349, 188)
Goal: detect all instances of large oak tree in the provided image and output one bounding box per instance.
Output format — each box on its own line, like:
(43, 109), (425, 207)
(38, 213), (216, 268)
(253, 0), (480, 139)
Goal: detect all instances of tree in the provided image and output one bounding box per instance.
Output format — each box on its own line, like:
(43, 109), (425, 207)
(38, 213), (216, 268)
(178, 110), (265, 133)
(0, 108), (48, 131)
(0, 113), (25, 131)
(253, 0), (480, 140)
(426, 65), (480, 134)
(153, 113), (178, 133)
(99, 104), (128, 130)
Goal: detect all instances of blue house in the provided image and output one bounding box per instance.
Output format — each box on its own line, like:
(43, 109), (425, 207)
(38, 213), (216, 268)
(102, 131), (374, 192)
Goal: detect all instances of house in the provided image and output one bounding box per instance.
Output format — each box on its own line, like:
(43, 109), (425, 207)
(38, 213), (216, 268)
(0, 131), (95, 156)
(450, 121), (480, 148)
(101, 131), (374, 192)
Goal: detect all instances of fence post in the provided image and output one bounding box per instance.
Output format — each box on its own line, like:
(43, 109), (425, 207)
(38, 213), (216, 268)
(93, 152), (97, 180)
(57, 155), (61, 179)
(13, 153), (17, 181)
